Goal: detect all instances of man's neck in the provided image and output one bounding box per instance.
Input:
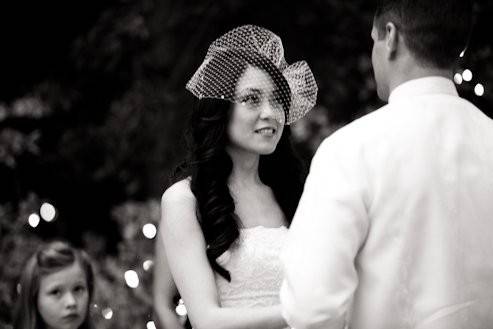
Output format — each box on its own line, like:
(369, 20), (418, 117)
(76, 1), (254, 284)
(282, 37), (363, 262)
(388, 61), (452, 97)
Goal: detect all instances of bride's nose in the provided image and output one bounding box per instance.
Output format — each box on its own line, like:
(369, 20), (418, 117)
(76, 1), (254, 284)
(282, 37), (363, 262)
(259, 99), (284, 124)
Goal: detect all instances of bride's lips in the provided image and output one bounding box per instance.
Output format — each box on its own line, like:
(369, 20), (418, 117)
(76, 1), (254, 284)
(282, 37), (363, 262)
(254, 127), (277, 136)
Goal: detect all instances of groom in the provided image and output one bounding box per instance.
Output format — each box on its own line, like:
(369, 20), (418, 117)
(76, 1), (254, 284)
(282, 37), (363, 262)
(280, 1), (493, 328)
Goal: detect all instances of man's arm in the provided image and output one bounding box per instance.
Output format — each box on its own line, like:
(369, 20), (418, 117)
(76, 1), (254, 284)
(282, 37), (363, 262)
(280, 135), (369, 329)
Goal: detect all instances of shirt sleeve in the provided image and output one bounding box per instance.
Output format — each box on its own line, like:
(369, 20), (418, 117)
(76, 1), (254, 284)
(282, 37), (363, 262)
(280, 134), (369, 329)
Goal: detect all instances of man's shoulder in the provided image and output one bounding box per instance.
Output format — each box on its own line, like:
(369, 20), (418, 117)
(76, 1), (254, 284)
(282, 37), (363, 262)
(325, 105), (391, 142)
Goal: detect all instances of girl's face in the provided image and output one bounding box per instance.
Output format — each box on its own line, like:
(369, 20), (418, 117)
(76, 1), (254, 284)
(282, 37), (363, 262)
(37, 262), (89, 329)
(227, 65), (285, 156)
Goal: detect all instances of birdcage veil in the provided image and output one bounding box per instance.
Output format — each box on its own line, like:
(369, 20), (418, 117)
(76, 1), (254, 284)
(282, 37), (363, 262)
(186, 25), (318, 125)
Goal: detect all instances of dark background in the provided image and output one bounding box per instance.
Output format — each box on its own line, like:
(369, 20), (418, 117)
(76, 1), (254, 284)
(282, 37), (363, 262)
(1, 1), (492, 327)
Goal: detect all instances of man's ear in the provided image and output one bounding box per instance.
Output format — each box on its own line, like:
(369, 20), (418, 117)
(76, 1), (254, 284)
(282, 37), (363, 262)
(385, 22), (398, 59)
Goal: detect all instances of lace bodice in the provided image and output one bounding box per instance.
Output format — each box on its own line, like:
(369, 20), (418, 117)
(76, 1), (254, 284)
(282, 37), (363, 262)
(215, 225), (288, 308)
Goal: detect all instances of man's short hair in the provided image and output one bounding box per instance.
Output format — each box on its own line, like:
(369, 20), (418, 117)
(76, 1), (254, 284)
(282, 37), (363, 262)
(374, 0), (473, 69)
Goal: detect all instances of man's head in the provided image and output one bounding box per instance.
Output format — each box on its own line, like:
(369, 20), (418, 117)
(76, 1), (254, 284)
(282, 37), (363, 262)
(371, 0), (473, 100)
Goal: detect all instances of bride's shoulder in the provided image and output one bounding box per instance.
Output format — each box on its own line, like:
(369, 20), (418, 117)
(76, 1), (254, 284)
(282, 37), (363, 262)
(161, 178), (201, 236)
(162, 177), (195, 204)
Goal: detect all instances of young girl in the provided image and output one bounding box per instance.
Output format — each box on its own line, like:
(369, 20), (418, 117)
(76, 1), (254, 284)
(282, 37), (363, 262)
(13, 241), (95, 329)
(155, 25), (317, 329)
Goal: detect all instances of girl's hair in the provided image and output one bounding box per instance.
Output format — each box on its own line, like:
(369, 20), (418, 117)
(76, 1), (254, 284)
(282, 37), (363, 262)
(13, 241), (95, 329)
(173, 51), (305, 281)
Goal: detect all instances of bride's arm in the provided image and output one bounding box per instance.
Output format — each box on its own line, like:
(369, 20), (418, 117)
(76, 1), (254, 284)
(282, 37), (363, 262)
(161, 181), (287, 329)
(153, 230), (186, 329)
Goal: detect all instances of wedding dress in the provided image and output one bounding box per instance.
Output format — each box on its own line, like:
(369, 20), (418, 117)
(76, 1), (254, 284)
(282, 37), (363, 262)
(215, 225), (288, 308)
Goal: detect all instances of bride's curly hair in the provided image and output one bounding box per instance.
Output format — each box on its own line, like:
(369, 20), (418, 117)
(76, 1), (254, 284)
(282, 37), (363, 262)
(173, 51), (306, 281)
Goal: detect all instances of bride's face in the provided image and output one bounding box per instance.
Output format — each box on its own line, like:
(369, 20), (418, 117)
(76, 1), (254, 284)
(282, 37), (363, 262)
(226, 65), (285, 156)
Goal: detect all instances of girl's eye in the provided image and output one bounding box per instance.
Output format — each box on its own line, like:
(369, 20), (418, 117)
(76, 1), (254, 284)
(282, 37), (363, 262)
(49, 289), (62, 297)
(74, 285), (87, 294)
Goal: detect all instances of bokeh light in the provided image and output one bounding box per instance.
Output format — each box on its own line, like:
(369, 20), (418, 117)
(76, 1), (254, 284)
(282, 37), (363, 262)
(40, 202), (56, 222)
(28, 213), (40, 227)
(474, 83), (485, 96)
(124, 270), (139, 288)
(453, 73), (463, 85)
(142, 223), (157, 239)
(146, 321), (157, 329)
(102, 308), (113, 320)
(176, 299), (187, 316)
(462, 69), (473, 82)
(143, 259), (154, 271)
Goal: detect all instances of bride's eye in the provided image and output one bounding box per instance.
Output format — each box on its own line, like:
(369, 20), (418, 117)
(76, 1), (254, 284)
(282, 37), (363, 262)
(240, 93), (261, 107)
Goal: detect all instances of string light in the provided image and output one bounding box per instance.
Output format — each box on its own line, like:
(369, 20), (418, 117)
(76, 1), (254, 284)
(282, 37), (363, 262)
(142, 223), (157, 239)
(474, 83), (485, 96)
(40, 202), (56, 222)
(102, 308), (113, 320)
(124, 270), (139, 288)
(143, 259), (154, 271)
(453, 73), (463, 85)
(146, 321), (157, 329)
(176, 299), (187, 316)
(462, 69), (473, 82)
(28, 213), (40, 227)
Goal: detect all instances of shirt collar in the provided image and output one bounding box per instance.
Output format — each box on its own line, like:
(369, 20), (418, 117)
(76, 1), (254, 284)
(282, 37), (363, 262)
(388, 76), (458, 104)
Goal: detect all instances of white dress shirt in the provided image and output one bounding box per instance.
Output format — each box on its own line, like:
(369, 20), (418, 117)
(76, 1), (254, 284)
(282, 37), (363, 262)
(280, 77), (493, 329)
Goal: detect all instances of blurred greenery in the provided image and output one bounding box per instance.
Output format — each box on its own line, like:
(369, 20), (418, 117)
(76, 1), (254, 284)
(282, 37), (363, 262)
(1, 0), (492, 328)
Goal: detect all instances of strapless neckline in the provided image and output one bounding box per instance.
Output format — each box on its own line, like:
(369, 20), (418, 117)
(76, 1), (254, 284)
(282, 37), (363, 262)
(215, 224), (288, 308)
(239, 225), (288, 231)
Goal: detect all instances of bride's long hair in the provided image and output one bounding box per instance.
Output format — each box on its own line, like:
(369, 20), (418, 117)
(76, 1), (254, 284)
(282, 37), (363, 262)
(173, 51), (306, 281)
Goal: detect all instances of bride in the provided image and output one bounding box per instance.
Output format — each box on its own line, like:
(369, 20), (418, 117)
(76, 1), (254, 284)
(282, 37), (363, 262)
(155, 25), (317, 329)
